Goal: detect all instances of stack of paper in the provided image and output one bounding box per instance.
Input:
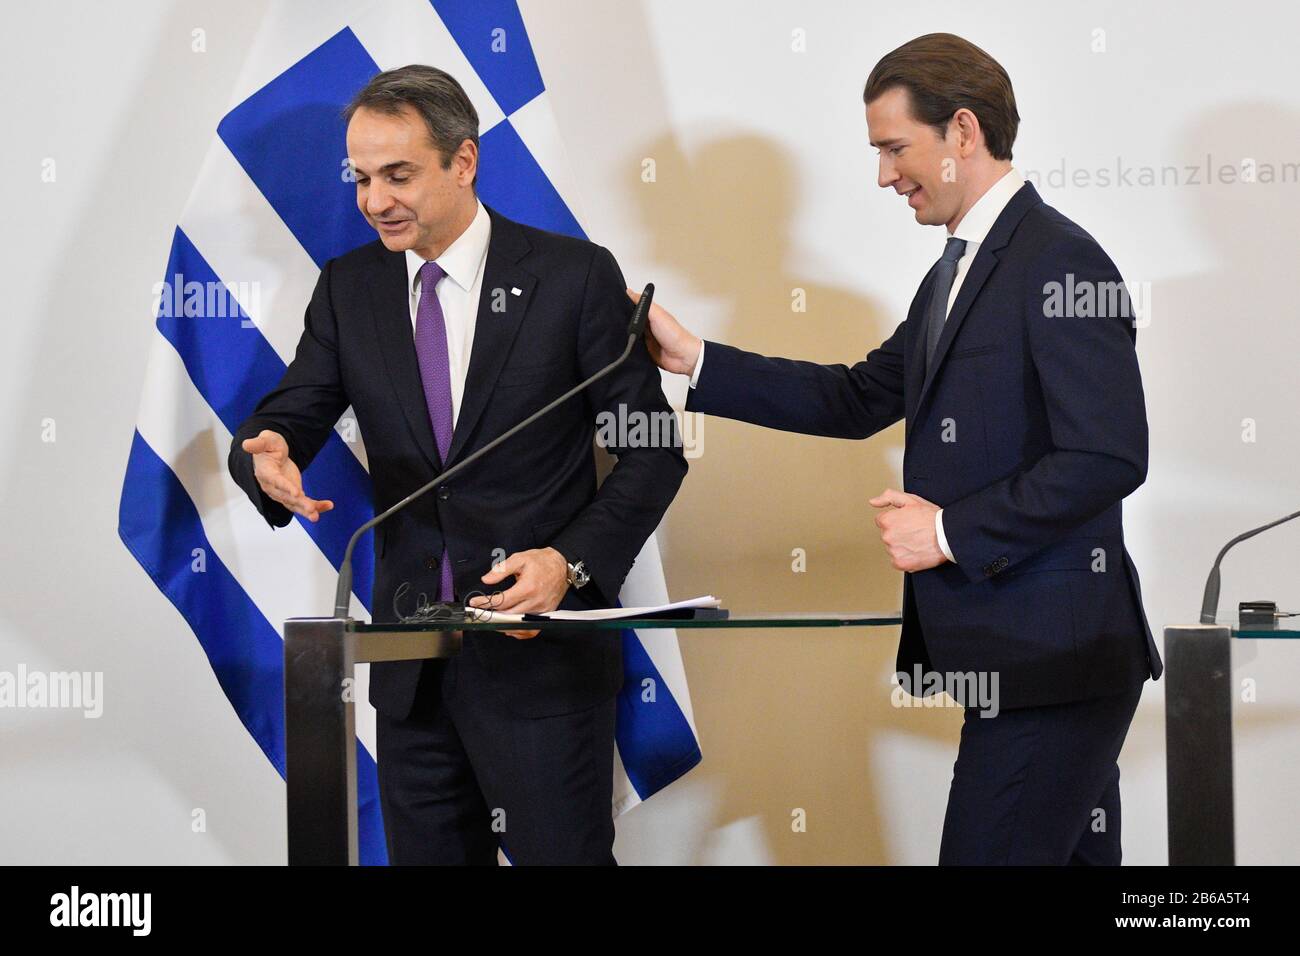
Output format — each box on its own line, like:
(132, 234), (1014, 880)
(469, 595), (722, 625)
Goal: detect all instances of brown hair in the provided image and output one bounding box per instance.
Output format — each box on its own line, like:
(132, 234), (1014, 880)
(863, 33), (1019, 161)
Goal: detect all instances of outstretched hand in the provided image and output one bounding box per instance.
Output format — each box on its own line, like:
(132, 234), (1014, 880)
(241, 429), (334, 522)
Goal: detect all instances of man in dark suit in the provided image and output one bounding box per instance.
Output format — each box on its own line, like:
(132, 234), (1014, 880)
(635, 34), (1162, 864)
(227, 65), (686, 864)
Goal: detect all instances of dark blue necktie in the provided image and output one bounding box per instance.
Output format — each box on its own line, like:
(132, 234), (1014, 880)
(925, 237), (967, 375)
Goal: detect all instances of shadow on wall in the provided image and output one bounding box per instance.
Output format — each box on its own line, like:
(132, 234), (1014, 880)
(1150, 100), (1300, 864)
(624, 129), (965, 863)
(1138, 99), (1300, 614)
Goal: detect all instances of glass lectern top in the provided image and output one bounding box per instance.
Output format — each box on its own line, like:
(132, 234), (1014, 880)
(347, 611), (903, 633)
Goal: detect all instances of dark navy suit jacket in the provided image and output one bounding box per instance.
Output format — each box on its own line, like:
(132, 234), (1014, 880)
(229, 207), (687, 720)
(688, 181), (1161, 709)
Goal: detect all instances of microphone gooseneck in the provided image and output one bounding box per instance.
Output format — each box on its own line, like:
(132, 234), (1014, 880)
(1199, 509), (1300, 624)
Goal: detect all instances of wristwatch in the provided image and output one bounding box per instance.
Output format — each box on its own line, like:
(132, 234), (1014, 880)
(565, 558), (590, 590)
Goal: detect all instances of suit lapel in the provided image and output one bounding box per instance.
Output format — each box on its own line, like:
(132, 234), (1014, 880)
(368, 243), (443, 472)
(364, 207), (538, 476)
(912, 181), (1043, 417)
(904, 266), (939, 423)
(442, 208), (537, 468)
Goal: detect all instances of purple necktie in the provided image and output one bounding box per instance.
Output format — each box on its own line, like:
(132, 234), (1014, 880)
(413, 260), (455, 602)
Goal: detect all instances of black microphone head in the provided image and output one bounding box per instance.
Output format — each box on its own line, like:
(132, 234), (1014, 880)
(628, 282), (654, 337)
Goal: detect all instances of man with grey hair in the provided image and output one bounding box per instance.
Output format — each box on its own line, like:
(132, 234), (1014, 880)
(229, 65), (686, 864)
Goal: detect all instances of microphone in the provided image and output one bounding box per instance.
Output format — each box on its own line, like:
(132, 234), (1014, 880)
(1199, 508), (1300, 624)
(331, 282), (656, 618)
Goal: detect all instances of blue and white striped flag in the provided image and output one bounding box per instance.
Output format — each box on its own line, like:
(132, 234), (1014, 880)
(118, 0), (700, 865)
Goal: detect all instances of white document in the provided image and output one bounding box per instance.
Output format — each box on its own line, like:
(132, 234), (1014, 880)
(469, 595), (722, 625)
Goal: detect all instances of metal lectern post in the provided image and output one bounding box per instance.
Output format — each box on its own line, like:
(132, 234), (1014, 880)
(1163, 624), (1235, 865)
(284, 617), (463, 865)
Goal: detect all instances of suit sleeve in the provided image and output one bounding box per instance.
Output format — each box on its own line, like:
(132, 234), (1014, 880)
(940, 234), (1149, 581)
(684, 321), (907, 439)
(548, 246), (689, 604)
(227, 258), (350, 528)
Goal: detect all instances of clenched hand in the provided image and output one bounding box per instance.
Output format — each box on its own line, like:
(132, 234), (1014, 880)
(626, 287), (702, 378)
(869, 488), (946, 573)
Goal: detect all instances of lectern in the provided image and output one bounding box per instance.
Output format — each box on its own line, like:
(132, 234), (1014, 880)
(1164, 619), (1300, 865)
(284, 612), (902, 865)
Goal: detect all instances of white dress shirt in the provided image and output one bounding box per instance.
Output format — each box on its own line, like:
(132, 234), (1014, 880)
(405, 198), (492, 429)
(688, 168), (1026, 567)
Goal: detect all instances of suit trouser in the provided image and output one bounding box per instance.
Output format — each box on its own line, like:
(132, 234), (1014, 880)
(376, 653), (617, 865)
(938, 681), (1145, 865)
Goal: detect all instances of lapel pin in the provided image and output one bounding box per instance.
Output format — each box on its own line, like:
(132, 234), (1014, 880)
(511, 287), (522, 296)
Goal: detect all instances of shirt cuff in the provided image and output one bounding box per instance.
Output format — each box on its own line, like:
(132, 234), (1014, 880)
(688, 342), (705, 388)
(935, 508), (955, 563)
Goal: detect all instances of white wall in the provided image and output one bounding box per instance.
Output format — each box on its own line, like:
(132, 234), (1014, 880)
(1, 0), (1296, 864)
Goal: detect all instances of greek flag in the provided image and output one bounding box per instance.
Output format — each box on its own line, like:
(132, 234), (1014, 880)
(117, 0), (700, 865)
